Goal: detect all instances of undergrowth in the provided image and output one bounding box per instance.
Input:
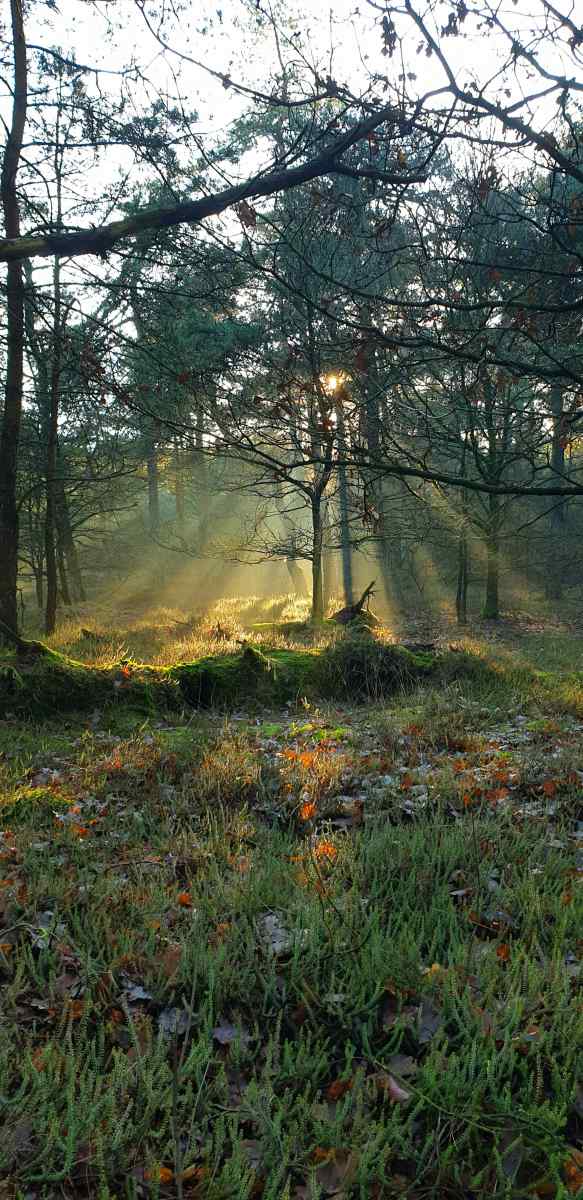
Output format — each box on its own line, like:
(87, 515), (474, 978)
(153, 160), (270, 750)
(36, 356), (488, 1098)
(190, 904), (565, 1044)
(0, 675), (581, 1199)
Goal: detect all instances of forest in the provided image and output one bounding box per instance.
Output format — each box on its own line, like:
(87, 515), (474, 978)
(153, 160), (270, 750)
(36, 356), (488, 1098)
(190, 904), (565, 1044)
(0, 0), (582, 1196)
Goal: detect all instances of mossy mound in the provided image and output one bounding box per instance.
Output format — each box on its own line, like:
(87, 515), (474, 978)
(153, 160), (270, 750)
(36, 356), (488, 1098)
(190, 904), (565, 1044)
(0, 640), (177, 717)
(171, 645), (317, 706)
(0, 635), (493, 715)
(316, 633), (435, 700)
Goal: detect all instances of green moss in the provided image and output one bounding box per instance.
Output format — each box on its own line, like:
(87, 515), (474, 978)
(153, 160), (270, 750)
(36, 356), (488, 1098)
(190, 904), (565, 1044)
(171, 645), (317, 707)
(0, 643), (178, 718)
(0, 636), (503, 714)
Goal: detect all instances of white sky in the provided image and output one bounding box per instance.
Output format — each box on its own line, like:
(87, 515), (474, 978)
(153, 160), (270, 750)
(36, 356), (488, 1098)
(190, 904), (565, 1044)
(4, 0), (583, 311)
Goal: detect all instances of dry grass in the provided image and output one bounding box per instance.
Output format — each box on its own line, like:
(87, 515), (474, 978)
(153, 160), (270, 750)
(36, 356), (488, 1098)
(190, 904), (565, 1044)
(28, 595), (347, 667)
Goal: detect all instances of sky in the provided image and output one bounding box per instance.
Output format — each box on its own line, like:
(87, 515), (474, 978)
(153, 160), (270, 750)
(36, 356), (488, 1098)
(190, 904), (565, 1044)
(2, 0), (582, 312)
(15, 0), (580, 225)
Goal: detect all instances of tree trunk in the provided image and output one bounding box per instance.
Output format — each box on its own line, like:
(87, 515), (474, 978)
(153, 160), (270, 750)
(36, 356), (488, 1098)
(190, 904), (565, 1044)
(147, 444), (160, 535)
(546, 384), (566, 602)
(311, 496), (324, 622)
(0, 0), (27, 639)
(56, 473), (85, 601)
(483, 494), (500, 619)
(57, 541), (71, 606)
(44, 255), (61, 635)
(456, 528), (468, 625)
(323, 548), (337, 610)
(360, 317), (397, 610)
(335, 391), (353, 606)
(34, 566), (44, 611)
(174, 441), (185, 528)
(456, 445), (469, 625)
(483, 536), (499, 619)
(286, 557), (307, 595)
(195, 406), (210, 554)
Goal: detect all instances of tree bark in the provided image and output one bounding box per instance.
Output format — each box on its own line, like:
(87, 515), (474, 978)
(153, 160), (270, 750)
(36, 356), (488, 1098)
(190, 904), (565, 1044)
(360, 310), (397, 611)
(311, 495), (324, 622)
(456, 438), (469, 625)
(483, 494), (500, 619)
(546, 384), (566, 602)
(285, 557), (307, 595)
(456, 528), (468, 625)
(57, 540), (71, 606)
(34, 566), (44, 611)
(174, 441), (185, 528)
(0, 103), (424, 264)
(56, 472), (85, 601)
(0, 0), (27, 639)
(147, 444), (160, 535)
(336, 390), (353, 607)
(44, 253), (61, 635)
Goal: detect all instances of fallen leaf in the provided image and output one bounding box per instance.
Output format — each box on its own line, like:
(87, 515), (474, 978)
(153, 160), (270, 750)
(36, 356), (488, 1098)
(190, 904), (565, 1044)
(386, 1053), (418, 1077)
(213, 1022), (251, 1046)
(377, 1073), (412, 1103)
(159, 1007), (189, 1037)
(314, 839), (338, 863)
(156, 942), (182, 980)
(315, 1148), (358, 1195)
(123, 981), (153, 1002)
(417, 999), (442, 1044)
(500, 1129), (523, 1180)
(565, 1147), (583, 1194)
(326, 1077), (354, 1101)
(145, 1165), (173, 1184)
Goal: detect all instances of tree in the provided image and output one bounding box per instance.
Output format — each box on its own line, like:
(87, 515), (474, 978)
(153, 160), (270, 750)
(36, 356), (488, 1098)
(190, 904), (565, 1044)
(0, 0), (27, 637)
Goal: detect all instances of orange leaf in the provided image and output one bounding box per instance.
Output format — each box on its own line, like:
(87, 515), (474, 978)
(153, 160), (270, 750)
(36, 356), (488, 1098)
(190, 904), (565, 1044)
(299, 801), (316, 821)
(452, 759), (468, 774)
(314, 839), (338, 863)
(180, 1164), (208, 1183)
(565, 1148), (583, 1194)
(145, 1166), (173, 1184)
(210, 921), (230, 946)
(177, 891), (192, 907)
(561, 891), (573, 906)
(67, 999), (85, 1019)
(71, 824), (90, 838)
(400, 773), (414, 790)
(486, 787), (509, 804)
(312, 1147), (334, 1164)
(493, 768), (510, 785)
(326, 1077), (354, 1101)
(31, 1047), (46, 1071)
(157, 943), (182, 979)
(496, 943), (510, 961)
(542, 779), (558, 797)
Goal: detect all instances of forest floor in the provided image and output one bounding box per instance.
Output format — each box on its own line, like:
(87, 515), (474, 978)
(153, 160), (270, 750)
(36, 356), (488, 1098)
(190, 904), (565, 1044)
(0, 597), (581, 1198)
